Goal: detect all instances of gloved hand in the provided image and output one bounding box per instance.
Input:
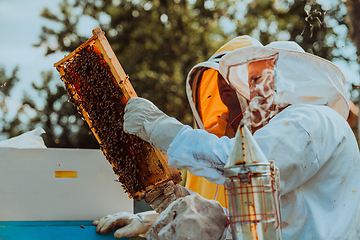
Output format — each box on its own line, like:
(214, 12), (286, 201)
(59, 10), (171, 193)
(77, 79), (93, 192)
(146, 194), (227, 240)
(144, 181), (191, 214)
(92, 210), (159, 239)
(124, 97), (184, 154)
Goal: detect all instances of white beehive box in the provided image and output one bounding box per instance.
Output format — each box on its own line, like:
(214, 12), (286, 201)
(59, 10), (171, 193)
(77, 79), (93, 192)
(0, 147), (133, 239)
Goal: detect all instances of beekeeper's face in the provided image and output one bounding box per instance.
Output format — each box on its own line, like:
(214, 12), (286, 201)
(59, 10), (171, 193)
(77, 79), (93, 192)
(217, 72), (233, 107)
(248, 59), (275, 100)
(243, 58), (277, 129)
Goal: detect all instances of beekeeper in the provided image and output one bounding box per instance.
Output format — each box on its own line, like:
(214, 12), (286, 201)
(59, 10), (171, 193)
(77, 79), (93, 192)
(122, 41), (360, 239)
(184, 35), (262, 208)
(93, 36), (262, 239)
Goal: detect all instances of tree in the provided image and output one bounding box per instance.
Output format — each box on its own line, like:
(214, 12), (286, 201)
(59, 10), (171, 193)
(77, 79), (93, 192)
(36, 0), (234, 125)
(0, 66), (22, 140)
(31, 0), (235, 147)
(2, 0), (358, 148)
(344, 0), (360, 59)
(19, 71), (100, 148)
(346, 0), (360, 104)
(0, 67), (99, 147)
(231, 0), (351, 61)
(344, 0), (360, 142)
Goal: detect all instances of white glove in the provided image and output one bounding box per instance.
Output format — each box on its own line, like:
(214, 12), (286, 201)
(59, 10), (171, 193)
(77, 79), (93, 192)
(92, 210), (159, 239)
(124, 97), (184, 154)
(146, 194), (227, 240)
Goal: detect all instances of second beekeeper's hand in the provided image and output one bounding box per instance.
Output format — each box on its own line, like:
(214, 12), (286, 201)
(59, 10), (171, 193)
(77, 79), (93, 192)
(146, 194), (228, 240)
(124, 97), (184, 154)
(92, 210), (159, 239)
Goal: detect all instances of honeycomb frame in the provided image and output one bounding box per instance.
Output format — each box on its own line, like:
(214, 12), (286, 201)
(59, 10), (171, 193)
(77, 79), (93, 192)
(54, 27), (182, 198)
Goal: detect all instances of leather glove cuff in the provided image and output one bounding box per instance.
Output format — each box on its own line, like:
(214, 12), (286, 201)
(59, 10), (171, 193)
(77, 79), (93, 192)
(144, 181), (190, 213)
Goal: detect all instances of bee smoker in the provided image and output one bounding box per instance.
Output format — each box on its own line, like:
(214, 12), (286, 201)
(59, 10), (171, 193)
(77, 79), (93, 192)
(224, 126), (282, 240)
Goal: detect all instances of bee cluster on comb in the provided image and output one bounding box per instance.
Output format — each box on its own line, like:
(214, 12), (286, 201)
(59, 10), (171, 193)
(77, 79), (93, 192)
(54, 28), (181, 198)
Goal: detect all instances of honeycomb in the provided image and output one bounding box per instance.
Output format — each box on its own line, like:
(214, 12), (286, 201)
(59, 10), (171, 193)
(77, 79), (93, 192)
(54, 28), (182, 198)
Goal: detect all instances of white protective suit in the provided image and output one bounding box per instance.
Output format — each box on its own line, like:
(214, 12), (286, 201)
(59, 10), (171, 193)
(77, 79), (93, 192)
(123, 42), (360, 239)
(168, 104), (360, 239)
(163, 42), (360, 239)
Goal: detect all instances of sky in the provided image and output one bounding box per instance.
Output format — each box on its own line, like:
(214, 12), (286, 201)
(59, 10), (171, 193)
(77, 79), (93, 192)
(0, 0), (359, 119)
(0, 0), (100, 118)
(0, 0), (65, 81)
(0, 0), (65, 114)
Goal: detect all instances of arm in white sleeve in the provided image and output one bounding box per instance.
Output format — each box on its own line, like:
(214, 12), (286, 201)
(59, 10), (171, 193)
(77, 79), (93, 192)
(167, 125), (234, 185)
(168, 105), (328, 195)
(123, 97), (233, 184)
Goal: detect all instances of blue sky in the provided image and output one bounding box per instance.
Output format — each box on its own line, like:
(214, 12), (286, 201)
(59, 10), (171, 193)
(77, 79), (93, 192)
(0, 0), (65, 114)
(0, 0), (359, 119)
(0, 0), (65, 82)
(0, 0), (99, 118)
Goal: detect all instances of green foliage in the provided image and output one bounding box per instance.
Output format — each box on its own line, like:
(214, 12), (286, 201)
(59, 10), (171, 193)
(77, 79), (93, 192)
(1, 0), (357, 148)
(0, 68), (99, 147)
(345, 0), (360, 107)
(37, 0), (233, 124)
(0, 66), (21, 139)
(19, 71), (99, 148)
(229, 0), (350, 61)
(0, 66), (19, 97)
(32, 0), (234, 148)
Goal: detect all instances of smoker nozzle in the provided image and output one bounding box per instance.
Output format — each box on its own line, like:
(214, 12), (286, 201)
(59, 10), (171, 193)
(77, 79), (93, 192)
(225, 125), (268, 168)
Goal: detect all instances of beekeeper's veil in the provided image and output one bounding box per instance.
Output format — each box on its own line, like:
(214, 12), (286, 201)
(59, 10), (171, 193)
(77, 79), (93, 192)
(186, 36), (263, 131)
(184, 36), (263, 208)
(219, 41), (349, 126)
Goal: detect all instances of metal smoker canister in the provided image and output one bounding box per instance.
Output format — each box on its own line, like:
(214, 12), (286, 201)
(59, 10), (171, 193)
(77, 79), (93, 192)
(224, 126), (282, 240)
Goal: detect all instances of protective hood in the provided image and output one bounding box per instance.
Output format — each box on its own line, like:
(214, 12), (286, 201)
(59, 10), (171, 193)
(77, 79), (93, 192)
(186, 36), (263, 130)
(219, 41), (349, 119)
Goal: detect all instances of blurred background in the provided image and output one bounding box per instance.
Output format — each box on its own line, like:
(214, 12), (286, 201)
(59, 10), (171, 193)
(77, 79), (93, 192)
(1, 0), (359, 149)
